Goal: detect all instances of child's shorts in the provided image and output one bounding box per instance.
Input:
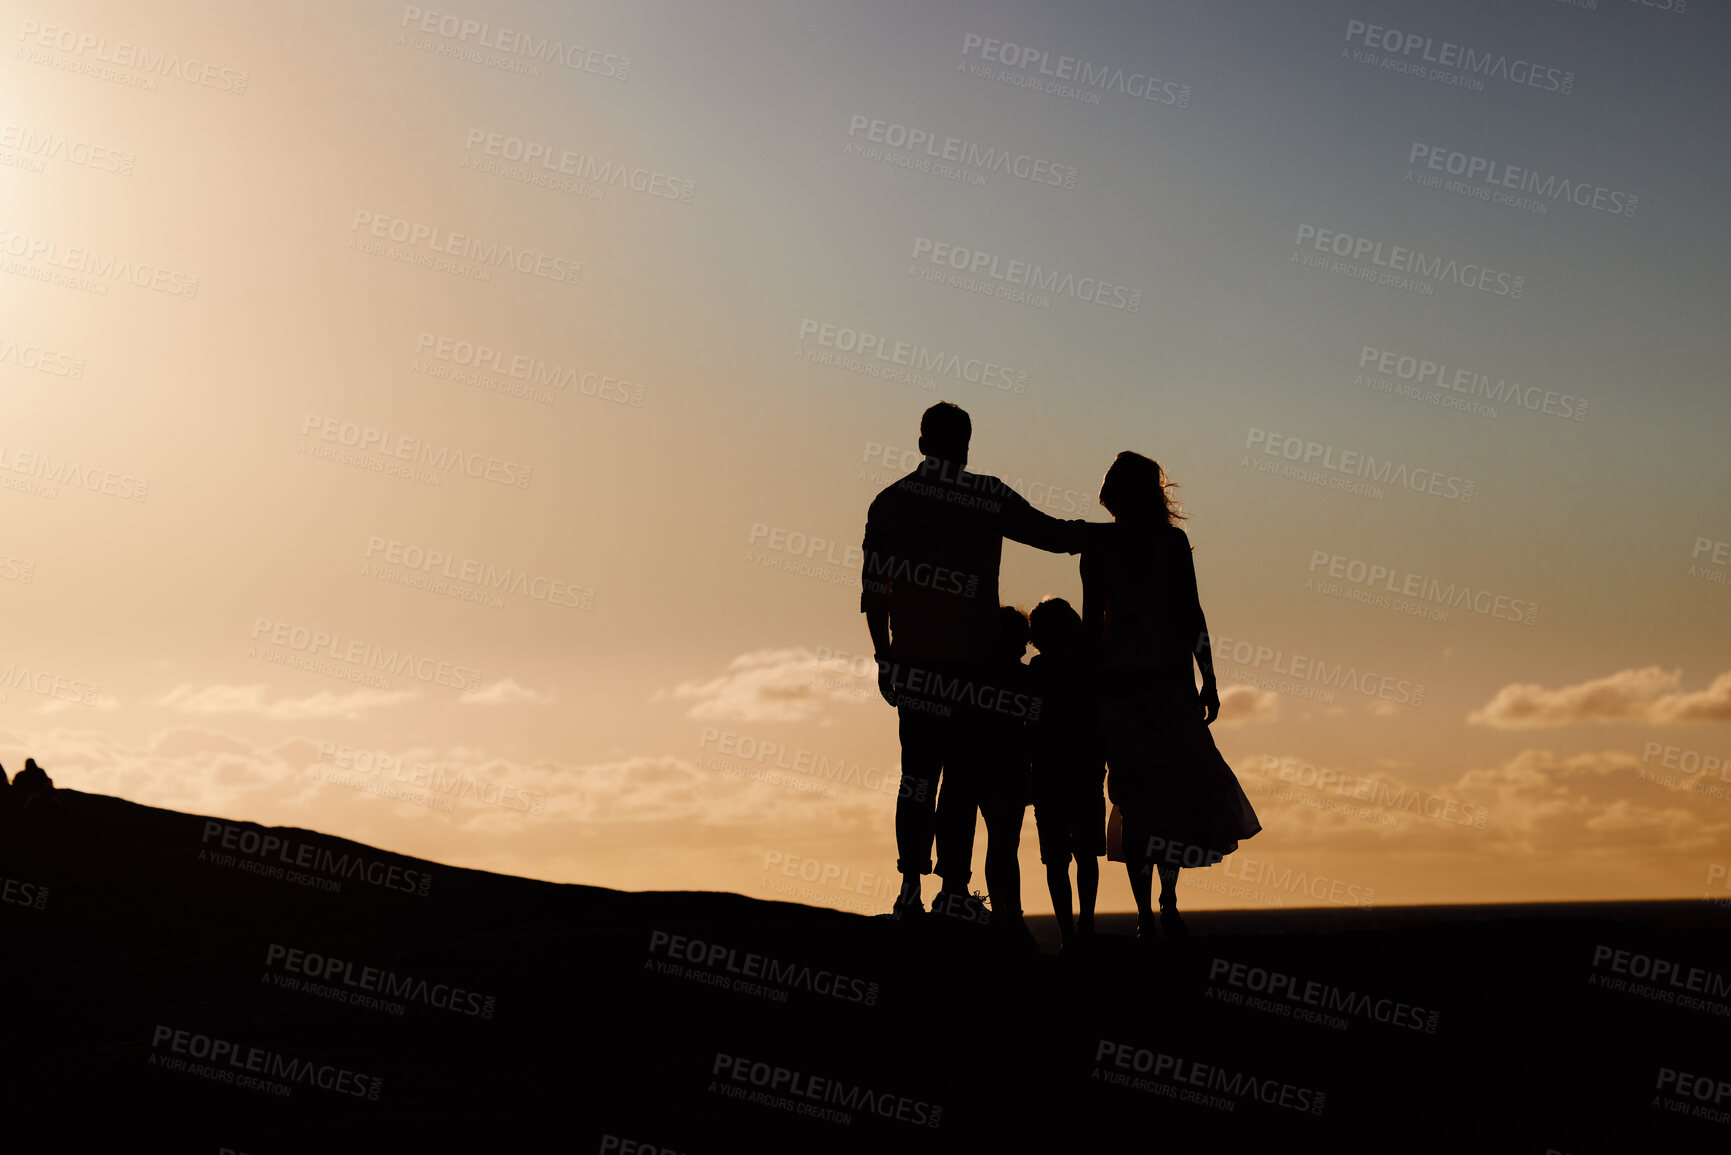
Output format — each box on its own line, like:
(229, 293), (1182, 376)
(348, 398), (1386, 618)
(1034, 793), (1106, 865)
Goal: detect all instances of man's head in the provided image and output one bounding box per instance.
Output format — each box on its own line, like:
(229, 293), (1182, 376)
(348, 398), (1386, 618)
(918, 402), (970, 468)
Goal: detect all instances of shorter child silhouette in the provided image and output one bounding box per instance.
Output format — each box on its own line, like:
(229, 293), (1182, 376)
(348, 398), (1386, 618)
(1027, 598), (1106, 947)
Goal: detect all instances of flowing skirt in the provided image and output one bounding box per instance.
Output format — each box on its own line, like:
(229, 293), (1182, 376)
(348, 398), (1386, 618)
(1098, 672), (1260, 865)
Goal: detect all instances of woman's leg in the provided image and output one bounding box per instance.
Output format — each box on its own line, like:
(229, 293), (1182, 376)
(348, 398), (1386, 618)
(1157, 864), (1187, 937)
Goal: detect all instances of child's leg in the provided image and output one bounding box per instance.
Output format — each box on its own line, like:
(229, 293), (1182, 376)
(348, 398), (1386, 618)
(1124, 811), (1155, 924)
(932, 766), (979, 895)
(1045, 860), (1074, 942)
(1075, 854), (1099, 933)
(1128, 860), (1154, 924)
(982, 798), (1025, 916)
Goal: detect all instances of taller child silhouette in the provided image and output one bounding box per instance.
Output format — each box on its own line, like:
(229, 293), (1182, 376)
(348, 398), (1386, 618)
(860, 403), (1087, 917)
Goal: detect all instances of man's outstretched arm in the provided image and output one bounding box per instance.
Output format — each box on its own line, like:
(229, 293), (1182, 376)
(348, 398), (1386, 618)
(998, 484), (1090, 555)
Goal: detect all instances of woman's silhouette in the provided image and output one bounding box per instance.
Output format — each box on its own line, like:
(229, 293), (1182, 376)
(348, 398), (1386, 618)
(1081, 452), (1260, 938)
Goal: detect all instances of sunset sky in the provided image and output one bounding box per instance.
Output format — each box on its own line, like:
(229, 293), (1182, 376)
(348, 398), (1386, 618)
(5, 0), (1729, 916)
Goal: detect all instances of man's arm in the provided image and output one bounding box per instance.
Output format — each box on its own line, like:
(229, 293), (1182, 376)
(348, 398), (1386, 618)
(997, 482), (1089, 555)
(860, 505), (898, 705)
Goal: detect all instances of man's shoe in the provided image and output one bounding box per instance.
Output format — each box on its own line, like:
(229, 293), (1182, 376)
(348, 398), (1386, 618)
(931, 889), (989, 925)
(889, 885), (925, 920)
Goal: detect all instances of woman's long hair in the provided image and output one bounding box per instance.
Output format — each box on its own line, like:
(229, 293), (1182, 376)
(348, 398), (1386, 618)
(1099, 451), (1185, 527)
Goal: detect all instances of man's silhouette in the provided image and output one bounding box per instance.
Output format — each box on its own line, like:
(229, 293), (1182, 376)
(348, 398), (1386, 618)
(861, 402), (1087, 918)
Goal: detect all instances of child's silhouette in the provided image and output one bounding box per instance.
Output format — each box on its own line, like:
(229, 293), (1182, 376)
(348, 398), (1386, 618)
(933, 605), (1038, 949)
(1027, 598), (1106, 949)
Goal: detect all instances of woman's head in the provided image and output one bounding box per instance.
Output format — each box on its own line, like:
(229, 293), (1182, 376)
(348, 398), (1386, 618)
(1098, 451), (1184, 526)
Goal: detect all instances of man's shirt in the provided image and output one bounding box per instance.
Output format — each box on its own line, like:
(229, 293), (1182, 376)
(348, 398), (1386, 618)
(861, 458), (1085, 660)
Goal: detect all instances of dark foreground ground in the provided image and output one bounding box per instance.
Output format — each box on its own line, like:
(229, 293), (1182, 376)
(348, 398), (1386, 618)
(4, 792), (1729, 1153)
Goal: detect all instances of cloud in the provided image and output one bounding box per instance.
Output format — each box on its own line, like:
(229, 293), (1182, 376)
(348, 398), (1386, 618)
(1234, 746), (1728, 861)
(1214, 684), (1279, 727)
(153, 682), (421, 720)
(35, 694), (121, 715)
(461, 678), (555, 706)
(665, 648), (872, 723)
(1468, 667), (1731, 728)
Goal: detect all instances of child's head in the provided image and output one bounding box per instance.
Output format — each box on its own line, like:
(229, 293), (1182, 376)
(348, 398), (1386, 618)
(1029, 597), (1082, 655)
(996, 605), (1029, 662)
